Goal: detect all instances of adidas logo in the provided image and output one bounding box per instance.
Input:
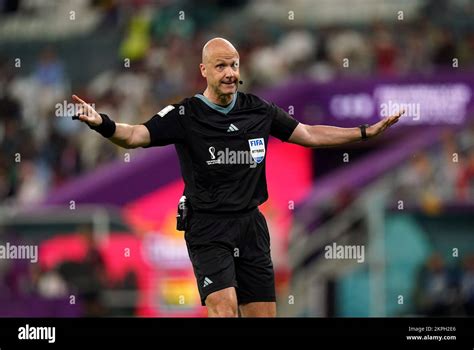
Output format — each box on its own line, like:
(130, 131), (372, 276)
(227, 123), (239, 132)
(203, 277), (213, 287)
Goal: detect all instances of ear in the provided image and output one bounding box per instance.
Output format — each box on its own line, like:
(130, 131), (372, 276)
(199, 63), (207, 78)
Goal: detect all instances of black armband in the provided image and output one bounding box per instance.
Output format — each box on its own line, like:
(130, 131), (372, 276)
(90, 113), (116, 138)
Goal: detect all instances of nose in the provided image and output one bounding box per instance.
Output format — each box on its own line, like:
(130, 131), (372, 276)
(224, 67), (235, 80)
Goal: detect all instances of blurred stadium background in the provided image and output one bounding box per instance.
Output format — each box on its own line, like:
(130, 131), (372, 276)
(0, 0), (474, 317)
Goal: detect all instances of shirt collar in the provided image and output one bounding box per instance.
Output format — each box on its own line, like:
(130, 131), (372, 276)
(194, 93), (237, 115)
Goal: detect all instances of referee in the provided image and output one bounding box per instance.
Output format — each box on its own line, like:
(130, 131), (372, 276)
(73, 38), (403, 317)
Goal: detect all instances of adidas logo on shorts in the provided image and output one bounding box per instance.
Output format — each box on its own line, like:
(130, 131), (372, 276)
(203, 277), (213, 288)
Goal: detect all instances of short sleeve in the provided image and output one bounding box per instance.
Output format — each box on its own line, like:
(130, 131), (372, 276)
(269, 103), (299, 142)
(142, 104), (185, 147)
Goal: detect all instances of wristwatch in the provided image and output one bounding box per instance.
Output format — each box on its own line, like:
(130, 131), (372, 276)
(359, 124), (369, 141)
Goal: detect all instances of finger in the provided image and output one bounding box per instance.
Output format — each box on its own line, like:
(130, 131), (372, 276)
(391, 113), (402, 122)
(78, 105), (92, 116)
(386, 116), (397, 124)
(73, 106), (87, 120)
(395, 109), (405, 118)
(72, 94), (88, 105)
(78, 115), (92, 123)
(72, 95), (94, 116)
(387, 110), (404, 120)
(388, 118), (400, 127)
(384, 118), (393, 127)
(388, 119), (398, 127)
(388, 115), (400, 123)
(384, 118), (396, 129)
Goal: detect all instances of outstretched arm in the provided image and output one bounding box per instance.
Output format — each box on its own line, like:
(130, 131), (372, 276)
(288, 111), (404, 148)
(72, 94), (150, 149)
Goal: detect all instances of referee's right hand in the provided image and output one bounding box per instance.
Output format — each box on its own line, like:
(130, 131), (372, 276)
(72, 94), (102, 127)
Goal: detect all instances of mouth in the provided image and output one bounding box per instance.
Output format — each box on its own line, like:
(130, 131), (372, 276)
(221, 81), (236, 87)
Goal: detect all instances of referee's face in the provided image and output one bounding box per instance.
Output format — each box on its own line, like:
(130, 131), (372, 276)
(200, 48), (240, 99)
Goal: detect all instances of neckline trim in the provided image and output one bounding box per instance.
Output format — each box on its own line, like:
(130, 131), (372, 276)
(194, 93), (237, 115)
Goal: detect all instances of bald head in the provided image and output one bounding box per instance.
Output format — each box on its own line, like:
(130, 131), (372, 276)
(199, 37), (240, 105)
(202, 38), (239, 64)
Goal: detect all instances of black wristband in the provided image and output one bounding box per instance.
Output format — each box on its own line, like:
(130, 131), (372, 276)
(90, 113), (116, 138)
(359, 124), (369, 141)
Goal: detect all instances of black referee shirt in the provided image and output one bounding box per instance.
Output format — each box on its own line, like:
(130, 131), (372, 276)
(142, 92), (299, 212)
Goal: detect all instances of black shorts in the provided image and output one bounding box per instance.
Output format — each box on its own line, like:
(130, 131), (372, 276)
(184, 208), (275, 306)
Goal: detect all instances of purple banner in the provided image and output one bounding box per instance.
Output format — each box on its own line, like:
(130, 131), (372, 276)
(43, 146), (181, 206)
(261, 71), (474, 127)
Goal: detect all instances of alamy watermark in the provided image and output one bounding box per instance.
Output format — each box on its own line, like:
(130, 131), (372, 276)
(0, 242), (38, 263)
(324, 242), (365, 263)
(55, 101), (96, 117)
(18, 324), (55, 343)
(206, 147), (258, 168)
(380, 100), (420, 120)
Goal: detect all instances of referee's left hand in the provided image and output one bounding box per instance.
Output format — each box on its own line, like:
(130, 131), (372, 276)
(367, 110), (405, 138)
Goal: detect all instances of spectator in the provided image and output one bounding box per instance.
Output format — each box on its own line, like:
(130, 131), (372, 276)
(56, 226), (108, 317)
(372, 23), (399, 75)
(414, 253), (458, 316)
